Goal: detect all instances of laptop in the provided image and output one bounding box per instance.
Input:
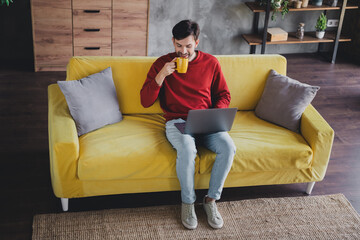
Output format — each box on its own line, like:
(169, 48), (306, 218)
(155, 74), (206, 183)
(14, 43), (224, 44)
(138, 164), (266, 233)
(174, 108), (237, 134)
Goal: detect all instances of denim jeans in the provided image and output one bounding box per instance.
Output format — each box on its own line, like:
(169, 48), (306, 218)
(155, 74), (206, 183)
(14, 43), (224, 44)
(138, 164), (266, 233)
(165, 118), (236, 204)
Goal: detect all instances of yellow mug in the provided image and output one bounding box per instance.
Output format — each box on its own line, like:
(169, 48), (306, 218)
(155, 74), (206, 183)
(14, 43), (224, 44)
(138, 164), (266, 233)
(175, 57), (188, 73)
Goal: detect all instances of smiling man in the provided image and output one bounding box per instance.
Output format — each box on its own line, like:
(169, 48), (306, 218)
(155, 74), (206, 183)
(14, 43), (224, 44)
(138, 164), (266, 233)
(140, 20), (236, 230)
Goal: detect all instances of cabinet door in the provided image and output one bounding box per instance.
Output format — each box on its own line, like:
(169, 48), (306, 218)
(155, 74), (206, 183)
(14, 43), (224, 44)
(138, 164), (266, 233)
(31, 0), (72, 71)
(112, 0), (148, 56)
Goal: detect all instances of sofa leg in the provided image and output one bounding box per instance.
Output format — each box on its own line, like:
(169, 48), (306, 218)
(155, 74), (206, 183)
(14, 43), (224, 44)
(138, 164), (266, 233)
(306, 182), (315, 195)
(61, 198), (69, 211)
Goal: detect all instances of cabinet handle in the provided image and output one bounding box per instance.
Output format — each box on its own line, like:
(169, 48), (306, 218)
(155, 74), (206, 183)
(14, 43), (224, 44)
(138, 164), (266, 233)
(84, 47), (100, 50)
(84, 29), (100, 32)
(83, 10), (100, 13)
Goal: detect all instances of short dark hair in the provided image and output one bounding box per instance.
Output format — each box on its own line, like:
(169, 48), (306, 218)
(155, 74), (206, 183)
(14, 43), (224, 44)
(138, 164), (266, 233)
(172, 20), (200, 41)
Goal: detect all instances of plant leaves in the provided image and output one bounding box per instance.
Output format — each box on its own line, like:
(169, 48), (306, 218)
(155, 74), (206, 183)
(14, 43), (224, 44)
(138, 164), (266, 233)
(1, 0), (13, 6)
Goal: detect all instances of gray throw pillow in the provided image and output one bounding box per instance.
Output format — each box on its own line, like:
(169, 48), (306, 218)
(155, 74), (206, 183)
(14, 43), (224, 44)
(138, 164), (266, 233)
(255, 69), (320, 132)
(58, 67), (122, 136)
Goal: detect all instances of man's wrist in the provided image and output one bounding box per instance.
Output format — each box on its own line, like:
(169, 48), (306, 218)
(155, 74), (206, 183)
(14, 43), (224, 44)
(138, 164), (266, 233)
(155, 73), (165, 86)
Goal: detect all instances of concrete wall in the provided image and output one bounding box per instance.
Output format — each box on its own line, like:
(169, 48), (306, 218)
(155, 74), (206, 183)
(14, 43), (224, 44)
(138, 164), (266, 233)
(148, 0), (339, 56)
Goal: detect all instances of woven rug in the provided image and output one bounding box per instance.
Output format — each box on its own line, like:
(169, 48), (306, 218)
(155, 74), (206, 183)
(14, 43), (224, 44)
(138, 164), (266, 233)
(33, 194), (360, 239)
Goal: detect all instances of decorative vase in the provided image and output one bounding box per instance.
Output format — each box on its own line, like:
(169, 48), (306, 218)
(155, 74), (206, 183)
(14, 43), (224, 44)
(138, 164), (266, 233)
(302, 0), (309, 7)
(316, 31), (325, 39)
(312, 0), (323, 6)
(328, 0), (338, 7)
(295, 1), (303, 8)
(296, 23), (305, 39)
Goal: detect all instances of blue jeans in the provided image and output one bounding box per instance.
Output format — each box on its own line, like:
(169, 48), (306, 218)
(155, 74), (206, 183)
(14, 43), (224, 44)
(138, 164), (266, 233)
(166, 118), (236, 204)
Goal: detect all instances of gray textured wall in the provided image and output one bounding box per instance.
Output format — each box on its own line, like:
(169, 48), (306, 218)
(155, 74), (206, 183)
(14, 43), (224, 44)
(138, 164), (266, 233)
(148, 0), (338, 56)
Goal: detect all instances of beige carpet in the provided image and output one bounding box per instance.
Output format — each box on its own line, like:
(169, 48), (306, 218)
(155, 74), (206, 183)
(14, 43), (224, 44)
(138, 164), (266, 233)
(33, 194), (360, 239)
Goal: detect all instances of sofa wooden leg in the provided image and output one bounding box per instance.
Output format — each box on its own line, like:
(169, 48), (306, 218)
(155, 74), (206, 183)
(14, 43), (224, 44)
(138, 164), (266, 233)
(306, 182), (315, 195)
(61, 198), (69, 211)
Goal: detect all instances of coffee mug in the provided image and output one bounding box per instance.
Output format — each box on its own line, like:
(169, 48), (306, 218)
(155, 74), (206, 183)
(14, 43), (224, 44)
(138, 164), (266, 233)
(175, 57), (188, 73)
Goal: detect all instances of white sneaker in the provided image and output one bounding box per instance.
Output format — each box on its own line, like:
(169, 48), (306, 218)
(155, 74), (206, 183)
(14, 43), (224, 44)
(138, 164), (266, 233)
(181, 203), (198, 230)
(203, 196), (223, 229)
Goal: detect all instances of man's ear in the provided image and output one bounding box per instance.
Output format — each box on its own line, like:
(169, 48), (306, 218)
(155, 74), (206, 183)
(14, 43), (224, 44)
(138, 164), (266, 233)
(195, 39), (200, 48)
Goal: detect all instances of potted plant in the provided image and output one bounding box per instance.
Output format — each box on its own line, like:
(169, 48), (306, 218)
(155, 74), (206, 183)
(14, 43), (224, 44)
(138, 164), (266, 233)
(0, 0), (13, 6)
(315, 13), (327, 39)
(260, 0), (290, 21)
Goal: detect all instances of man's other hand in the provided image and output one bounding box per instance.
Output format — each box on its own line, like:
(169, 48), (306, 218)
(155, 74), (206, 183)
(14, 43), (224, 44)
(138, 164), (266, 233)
(155, 58), (177, 86)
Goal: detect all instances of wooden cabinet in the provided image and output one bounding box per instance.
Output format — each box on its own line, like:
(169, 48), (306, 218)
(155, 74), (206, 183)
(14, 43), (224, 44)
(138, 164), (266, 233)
(31, 0), (149, 71)
(31, 0), (73, 71)
(242, 0), (358, 63)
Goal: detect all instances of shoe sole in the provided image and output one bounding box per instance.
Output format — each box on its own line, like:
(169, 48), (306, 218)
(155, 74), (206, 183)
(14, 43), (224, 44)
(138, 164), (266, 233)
(182, 220), (198, 230)
(207, 220), (223, 229)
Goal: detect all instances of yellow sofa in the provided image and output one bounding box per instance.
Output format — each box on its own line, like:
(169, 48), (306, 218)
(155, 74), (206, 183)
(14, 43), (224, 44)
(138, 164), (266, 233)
(48, 55), (334, 211)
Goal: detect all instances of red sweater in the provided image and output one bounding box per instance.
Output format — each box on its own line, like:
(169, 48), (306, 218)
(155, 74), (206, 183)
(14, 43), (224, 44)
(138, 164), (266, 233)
(140, 51), (231, 121)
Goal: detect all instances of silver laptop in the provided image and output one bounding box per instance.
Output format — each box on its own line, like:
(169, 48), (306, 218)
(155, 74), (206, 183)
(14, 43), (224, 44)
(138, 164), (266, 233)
(174, 108), (237, 134)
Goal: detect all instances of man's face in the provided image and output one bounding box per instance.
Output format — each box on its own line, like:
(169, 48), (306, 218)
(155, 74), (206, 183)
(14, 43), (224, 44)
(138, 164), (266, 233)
(172, 35), (199, 61)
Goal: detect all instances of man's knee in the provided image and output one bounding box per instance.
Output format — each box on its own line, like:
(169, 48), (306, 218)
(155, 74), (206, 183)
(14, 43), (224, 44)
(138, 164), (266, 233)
(177, 142), (197, 160)
(227, 140), (236, 155)
(218, 134), (236, 156)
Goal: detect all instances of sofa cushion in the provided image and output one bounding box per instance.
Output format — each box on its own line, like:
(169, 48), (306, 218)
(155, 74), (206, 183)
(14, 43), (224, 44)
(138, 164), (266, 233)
(255, 69), (320, 132)
(77, 114), (200, 181)
(199, 111), (313, 174)
(217, 55), (287, 110)
(58, 67), (122, 136)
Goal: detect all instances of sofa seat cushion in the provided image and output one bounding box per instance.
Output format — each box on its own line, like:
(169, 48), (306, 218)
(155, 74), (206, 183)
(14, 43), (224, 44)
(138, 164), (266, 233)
(78, 114), (200, 181)
(199, 111), (313, 174)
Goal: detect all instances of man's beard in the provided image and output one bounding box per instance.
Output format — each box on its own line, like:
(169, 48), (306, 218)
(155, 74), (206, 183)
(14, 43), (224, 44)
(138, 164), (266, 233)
(176, 51), (195, 61)
(177, 51), (192, 58)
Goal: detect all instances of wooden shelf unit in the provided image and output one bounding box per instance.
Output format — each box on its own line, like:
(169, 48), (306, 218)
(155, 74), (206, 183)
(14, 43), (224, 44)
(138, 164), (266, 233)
(243, 32), (352, 45)
(245, 2), (358, 12)
(242, 0), (359, 63)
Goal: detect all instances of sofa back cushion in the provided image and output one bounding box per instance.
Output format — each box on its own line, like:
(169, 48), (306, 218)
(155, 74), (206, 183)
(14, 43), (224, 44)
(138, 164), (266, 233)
(66, 55), (286, 114)
(217, 55), (286, 110)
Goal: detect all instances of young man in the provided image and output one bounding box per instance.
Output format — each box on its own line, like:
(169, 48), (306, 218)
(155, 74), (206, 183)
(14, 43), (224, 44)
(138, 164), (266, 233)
(140, 20), (236, 230)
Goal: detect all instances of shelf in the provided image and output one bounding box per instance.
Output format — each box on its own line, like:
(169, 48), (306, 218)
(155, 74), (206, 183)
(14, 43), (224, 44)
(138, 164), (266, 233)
(242, 32), (351, 45)
(245, 2), (358, 12)
(244, 0), (357, 63)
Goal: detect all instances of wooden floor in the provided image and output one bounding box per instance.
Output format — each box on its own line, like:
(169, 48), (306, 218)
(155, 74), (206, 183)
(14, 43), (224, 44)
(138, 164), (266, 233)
(1, 53), (360, 239)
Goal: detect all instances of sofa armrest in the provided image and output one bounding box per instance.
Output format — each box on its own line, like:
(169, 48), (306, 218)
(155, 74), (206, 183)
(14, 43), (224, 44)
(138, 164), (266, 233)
(300, 104), (335, 181)
(48, 84), (82, 198)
